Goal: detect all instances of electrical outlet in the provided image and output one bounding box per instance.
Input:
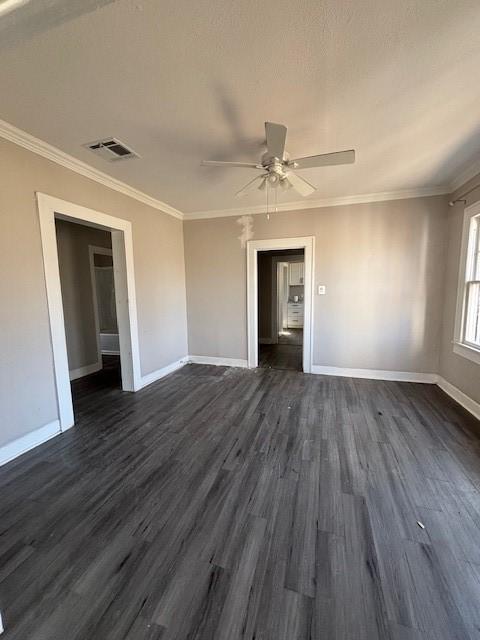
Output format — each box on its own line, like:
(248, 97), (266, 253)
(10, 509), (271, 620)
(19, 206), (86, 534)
(318, 285), (326, 295)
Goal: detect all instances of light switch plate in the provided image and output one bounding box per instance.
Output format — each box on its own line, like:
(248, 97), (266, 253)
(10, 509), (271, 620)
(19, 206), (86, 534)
(318, 285), (326, 295)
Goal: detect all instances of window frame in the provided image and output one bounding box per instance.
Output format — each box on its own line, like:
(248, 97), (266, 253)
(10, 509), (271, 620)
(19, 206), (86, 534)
(453, 201), (480, 365)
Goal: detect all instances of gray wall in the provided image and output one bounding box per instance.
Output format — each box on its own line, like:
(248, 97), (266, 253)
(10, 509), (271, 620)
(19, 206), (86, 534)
(55, 219), (111, 372)
(439, 174), (480, 404)
(0, 137), (188, 449)
(184, 196), (448, 372)
(1, 130), (478, 452)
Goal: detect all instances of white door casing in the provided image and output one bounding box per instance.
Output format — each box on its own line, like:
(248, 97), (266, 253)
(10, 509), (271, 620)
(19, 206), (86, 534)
(247, 236), (314, 372)
(37, 193), (141, 431)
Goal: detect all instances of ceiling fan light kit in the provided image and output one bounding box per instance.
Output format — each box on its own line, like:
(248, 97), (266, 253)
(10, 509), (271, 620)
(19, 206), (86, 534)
(202, 122), (356, 218)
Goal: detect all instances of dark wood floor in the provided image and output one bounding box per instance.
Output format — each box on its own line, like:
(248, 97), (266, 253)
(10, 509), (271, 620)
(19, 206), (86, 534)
(259, 329), (303, 371)
(1, 364), (480, 639)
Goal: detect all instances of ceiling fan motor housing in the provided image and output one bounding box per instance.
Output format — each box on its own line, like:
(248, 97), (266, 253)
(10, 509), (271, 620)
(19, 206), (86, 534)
(261, 154), (289, 186)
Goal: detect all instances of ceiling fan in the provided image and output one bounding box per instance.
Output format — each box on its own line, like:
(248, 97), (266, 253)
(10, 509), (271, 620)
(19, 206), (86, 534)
(202, 122), (355, 197)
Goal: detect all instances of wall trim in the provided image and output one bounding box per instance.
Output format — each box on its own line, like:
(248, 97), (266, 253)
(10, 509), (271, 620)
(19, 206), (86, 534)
(0, 118), (183, 220)
(69, 361), (102, 381)
(188, 355), (248, 368)
(0, 420), (60, 467)
(437, 376), (480, 422)
(311, 365), (438, 383)
(185, 186), (449, 220)
(140, 358), (189, 388)
(453, 341), (480, 366)
(449, 158), (480, 193)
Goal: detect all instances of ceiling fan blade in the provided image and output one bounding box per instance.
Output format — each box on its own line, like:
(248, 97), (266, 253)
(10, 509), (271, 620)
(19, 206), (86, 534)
(236, 174), (267, 197)
(202, 160), (262, 169)
(291, 149), (355, 169)
(285, 172), (317, 197)
(265, 122), (287, 160)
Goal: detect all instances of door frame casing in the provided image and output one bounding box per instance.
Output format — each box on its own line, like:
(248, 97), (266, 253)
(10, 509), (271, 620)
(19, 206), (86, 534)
(37, 193), (141, 431)
(247, 236), (315, 372)
(275, 261), (289, 341)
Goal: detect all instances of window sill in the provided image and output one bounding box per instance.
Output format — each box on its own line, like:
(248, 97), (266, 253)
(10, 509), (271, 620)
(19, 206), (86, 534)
(453, 341), (480, 365)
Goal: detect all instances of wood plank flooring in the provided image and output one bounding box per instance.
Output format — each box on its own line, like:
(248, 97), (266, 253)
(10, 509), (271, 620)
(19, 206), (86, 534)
(1, 363), (480, 639)
(259, 329), (303, 371)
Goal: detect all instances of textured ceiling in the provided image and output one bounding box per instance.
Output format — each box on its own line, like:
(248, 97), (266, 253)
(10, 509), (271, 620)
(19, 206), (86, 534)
(0, 0), (480, 215)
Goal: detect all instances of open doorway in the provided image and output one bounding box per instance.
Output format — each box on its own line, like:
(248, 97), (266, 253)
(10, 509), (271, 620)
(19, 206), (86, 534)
(247, 237), (314, 373)
(258, 249), (305, 371)
(37, 193), (141, 431)
(55, 220), (122, 404)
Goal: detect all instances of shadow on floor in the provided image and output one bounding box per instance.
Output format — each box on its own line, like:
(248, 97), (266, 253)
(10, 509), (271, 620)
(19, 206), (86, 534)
(71, 355), (121, 409)
(259, 328), (303, 371)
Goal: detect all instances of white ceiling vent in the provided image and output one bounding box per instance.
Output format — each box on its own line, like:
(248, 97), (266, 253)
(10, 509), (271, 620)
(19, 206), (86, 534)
(84, 138), (139, 161)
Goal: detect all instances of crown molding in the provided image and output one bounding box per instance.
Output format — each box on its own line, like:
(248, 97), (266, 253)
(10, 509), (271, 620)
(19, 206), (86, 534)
(449, 157), (480, 193)
(184, 185), (450, 220)
(0, 118), (184, 220)
(1, 117), (461, 222)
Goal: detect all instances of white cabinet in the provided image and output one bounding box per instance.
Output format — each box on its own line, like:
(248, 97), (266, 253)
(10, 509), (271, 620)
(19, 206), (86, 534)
(287, 302), (304, 328)
(288, 262), (304, 285)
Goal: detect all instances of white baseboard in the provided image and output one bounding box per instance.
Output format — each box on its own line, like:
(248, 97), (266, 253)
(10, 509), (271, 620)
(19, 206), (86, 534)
(311, 365), (438, 383)
(259, 338), (276, 345)
(188, 355), (249, 368)
(309, 366), (479, 421)
(139, 358), (188, 389)
(69, 361), (102, 381)
(0, 420), (61, 467)
(437, 376), (480, 422)
(101, 350), (120, 356)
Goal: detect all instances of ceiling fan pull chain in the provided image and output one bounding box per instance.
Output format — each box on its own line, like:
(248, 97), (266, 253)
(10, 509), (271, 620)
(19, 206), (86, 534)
(266, 181), (270, 220)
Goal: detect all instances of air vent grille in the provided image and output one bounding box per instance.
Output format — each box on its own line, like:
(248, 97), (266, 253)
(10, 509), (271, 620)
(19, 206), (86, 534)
(84, 138), (139, 161)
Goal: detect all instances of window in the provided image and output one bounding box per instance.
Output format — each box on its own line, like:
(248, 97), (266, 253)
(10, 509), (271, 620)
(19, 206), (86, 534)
(464, 214), (480, 348)
(454, 203), (480, 364)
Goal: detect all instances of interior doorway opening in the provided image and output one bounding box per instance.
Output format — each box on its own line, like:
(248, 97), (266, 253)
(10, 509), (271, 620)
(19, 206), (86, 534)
(258, 249), (305, 371)
(247, 236), (314, 373)
(54, 220), (122, 407)
(37, 193), (141, 431)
